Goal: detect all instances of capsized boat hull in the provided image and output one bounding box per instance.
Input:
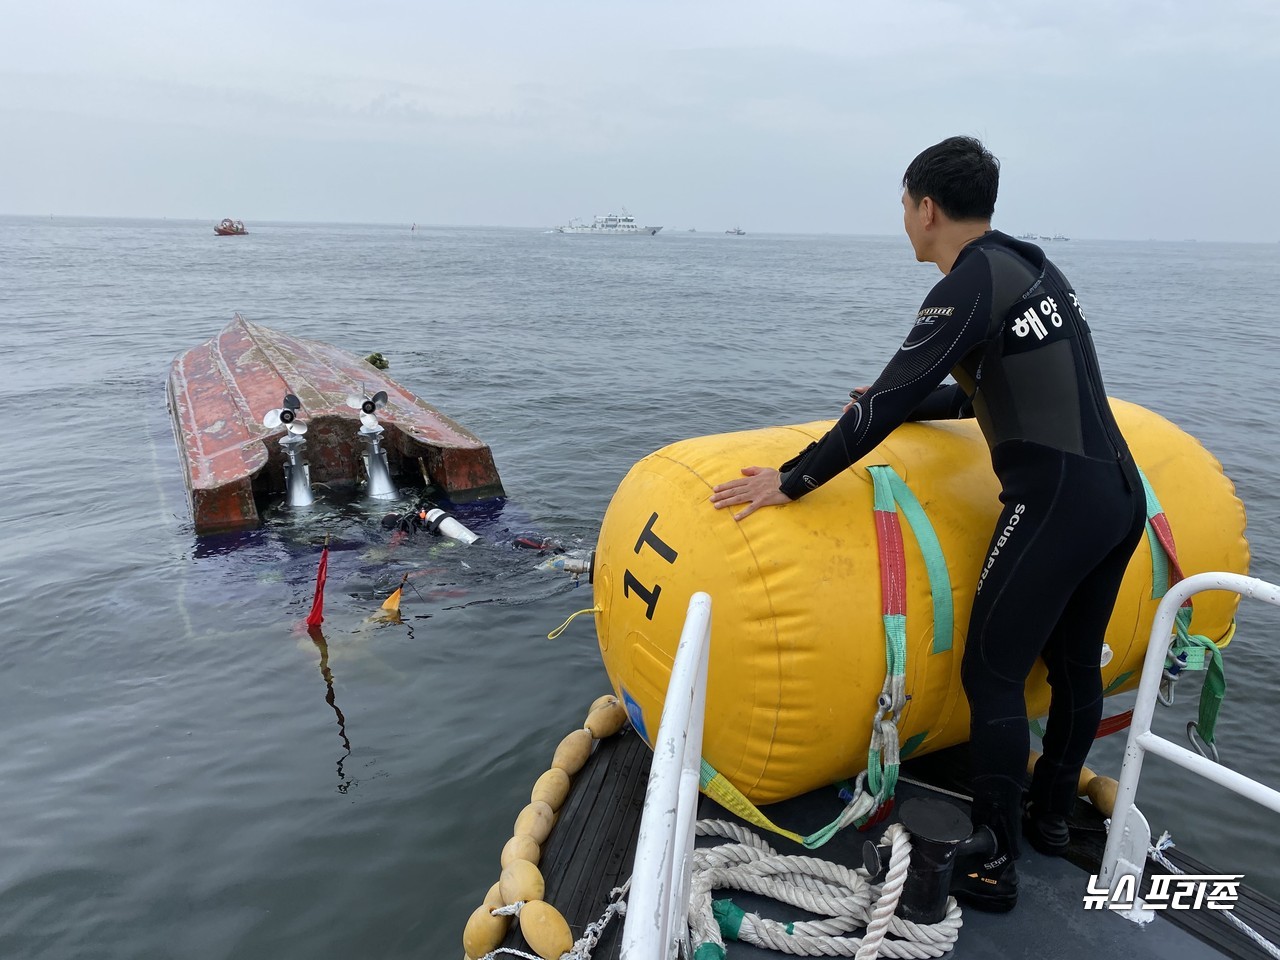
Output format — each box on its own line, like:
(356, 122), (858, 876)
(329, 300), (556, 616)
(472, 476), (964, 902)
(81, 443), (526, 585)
(167, 314), (505, 534)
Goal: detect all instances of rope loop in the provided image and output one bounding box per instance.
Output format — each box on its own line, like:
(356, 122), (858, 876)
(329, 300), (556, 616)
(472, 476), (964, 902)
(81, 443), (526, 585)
(547, 605), (601, 640)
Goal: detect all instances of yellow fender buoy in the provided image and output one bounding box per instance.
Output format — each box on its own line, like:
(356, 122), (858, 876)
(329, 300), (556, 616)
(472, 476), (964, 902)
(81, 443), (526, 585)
(594, 401), (1248, 804)
(501, 834), (541, 869)
(531, 768), (572, 811)
(585, 701), (628, 739)
(1086, 776), (1120, 818)
(590, 693), (620, 713)
(513, 800), (555, 846)
(499, 859), (545, 905)
(464, 694), (628, 960)
(552, 729), (593, 775)
(462, 902), (509, 960)
(519, 900), (574, 960)
(1028, 750), (1097, 797)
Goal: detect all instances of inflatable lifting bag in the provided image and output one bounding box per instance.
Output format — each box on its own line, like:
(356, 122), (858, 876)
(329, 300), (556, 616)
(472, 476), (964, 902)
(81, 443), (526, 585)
(593, 399), (1248, 804)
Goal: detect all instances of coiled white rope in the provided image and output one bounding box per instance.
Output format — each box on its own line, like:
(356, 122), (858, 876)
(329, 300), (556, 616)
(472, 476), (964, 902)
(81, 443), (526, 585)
(481, 824), (966, 960)
(688, 819), (962, 959)
(1150, 833), (1280, 959)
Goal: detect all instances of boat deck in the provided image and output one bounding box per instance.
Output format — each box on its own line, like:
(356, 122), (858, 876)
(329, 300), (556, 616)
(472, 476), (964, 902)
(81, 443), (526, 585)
(500, 730), (1279, 959)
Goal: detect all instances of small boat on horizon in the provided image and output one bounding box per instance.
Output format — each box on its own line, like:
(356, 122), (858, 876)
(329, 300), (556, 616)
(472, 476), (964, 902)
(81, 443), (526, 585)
(214, 218), (247, 236)
(554, 209), (662, 235)
(726, 226), (746, 235)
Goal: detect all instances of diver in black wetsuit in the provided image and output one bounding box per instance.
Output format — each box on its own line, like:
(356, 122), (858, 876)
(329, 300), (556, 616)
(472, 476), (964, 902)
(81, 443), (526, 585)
(710, 136), (1146, 913)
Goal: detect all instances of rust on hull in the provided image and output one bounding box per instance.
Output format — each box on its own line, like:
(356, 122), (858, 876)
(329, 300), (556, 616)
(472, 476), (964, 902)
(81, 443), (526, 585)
(167, 314), (505, 534)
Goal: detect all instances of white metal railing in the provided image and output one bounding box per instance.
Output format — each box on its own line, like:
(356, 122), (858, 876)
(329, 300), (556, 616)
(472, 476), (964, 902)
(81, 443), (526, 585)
(1099, 571), (1280, 922)
(621, 593), (712, 960)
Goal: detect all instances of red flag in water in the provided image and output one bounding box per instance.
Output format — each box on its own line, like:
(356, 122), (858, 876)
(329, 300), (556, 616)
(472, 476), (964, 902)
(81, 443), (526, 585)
(305, 544), (329, 627)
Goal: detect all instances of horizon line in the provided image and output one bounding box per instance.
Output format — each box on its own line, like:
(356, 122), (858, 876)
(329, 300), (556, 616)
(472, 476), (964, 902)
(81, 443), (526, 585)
(0, 213), (1267, 245)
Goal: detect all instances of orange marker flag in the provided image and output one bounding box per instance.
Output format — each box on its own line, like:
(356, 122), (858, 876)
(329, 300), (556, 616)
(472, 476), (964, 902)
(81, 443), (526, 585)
(305, 537), (330, 627)
(381, 573), (408, 613)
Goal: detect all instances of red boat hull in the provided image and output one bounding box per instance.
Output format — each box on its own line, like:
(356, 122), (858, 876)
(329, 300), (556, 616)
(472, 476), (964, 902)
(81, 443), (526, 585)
(167, 315), (505, 534)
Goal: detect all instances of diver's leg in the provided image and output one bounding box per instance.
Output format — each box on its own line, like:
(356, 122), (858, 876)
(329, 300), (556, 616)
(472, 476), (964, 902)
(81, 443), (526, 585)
(956, 482), (1074, 909)
(955, 444), (1121, 909)
(1028, 489), (1146, 852)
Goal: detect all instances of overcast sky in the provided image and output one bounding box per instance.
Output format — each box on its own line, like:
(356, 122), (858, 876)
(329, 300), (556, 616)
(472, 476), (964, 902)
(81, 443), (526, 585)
(3, 1), (1278, 240)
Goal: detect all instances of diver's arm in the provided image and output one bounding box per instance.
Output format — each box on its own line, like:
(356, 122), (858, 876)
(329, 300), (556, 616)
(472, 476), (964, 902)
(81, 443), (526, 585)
(778, 271), (991, 500)
(906, 382), (974, 421)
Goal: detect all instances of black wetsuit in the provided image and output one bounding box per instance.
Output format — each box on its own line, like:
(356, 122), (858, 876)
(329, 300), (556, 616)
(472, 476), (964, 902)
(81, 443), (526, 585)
(778, 230), (1146, 843)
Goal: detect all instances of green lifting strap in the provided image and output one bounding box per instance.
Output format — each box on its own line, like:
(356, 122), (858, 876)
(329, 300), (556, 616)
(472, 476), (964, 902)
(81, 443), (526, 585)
(1173, 605), (1226, 744)
(858, 466), (951, 830)
(1134, 466), (1226, 744)
(867, 466), (954, 653)
(1136, 466), (1171, 599)
(692, 467), (956, 852)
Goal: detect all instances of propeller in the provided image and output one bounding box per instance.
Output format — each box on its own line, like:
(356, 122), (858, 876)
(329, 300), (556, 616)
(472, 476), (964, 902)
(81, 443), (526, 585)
(345, 388), (389, 416)
(263, 393), (305, 430)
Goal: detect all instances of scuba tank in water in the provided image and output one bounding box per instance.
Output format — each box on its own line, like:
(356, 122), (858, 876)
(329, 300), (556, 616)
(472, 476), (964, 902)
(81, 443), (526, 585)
(381, 505), (481, 545)
(422, 507), (480, 545)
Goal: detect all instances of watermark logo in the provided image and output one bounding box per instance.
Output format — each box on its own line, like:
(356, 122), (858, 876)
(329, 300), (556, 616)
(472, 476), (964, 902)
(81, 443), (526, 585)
(1084, 873), (1244, 912)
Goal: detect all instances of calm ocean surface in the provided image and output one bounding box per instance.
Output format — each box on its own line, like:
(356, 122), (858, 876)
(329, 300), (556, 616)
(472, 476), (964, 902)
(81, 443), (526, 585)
(1, 217), (1278, 959)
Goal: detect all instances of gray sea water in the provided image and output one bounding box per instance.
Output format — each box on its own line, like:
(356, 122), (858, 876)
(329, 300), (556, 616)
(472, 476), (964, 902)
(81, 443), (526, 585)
(1, 216), (1277, 959)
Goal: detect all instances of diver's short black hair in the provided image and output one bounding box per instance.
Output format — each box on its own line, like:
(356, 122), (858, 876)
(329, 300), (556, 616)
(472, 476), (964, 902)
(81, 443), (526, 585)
(902, 136), (999, 221)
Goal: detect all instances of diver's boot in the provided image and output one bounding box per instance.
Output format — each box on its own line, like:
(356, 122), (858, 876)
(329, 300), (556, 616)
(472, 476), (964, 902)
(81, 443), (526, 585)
(1023, 798), (1070, 857)
(1024, 755), (1076, 857)
(952, 846), (1018, 913)
(952, 803), (1019, 913)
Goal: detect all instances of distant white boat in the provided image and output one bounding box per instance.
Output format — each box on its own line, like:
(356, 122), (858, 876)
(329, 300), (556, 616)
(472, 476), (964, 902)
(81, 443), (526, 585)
(726, 226), (746, 236)
(555, 209), (662, 235)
